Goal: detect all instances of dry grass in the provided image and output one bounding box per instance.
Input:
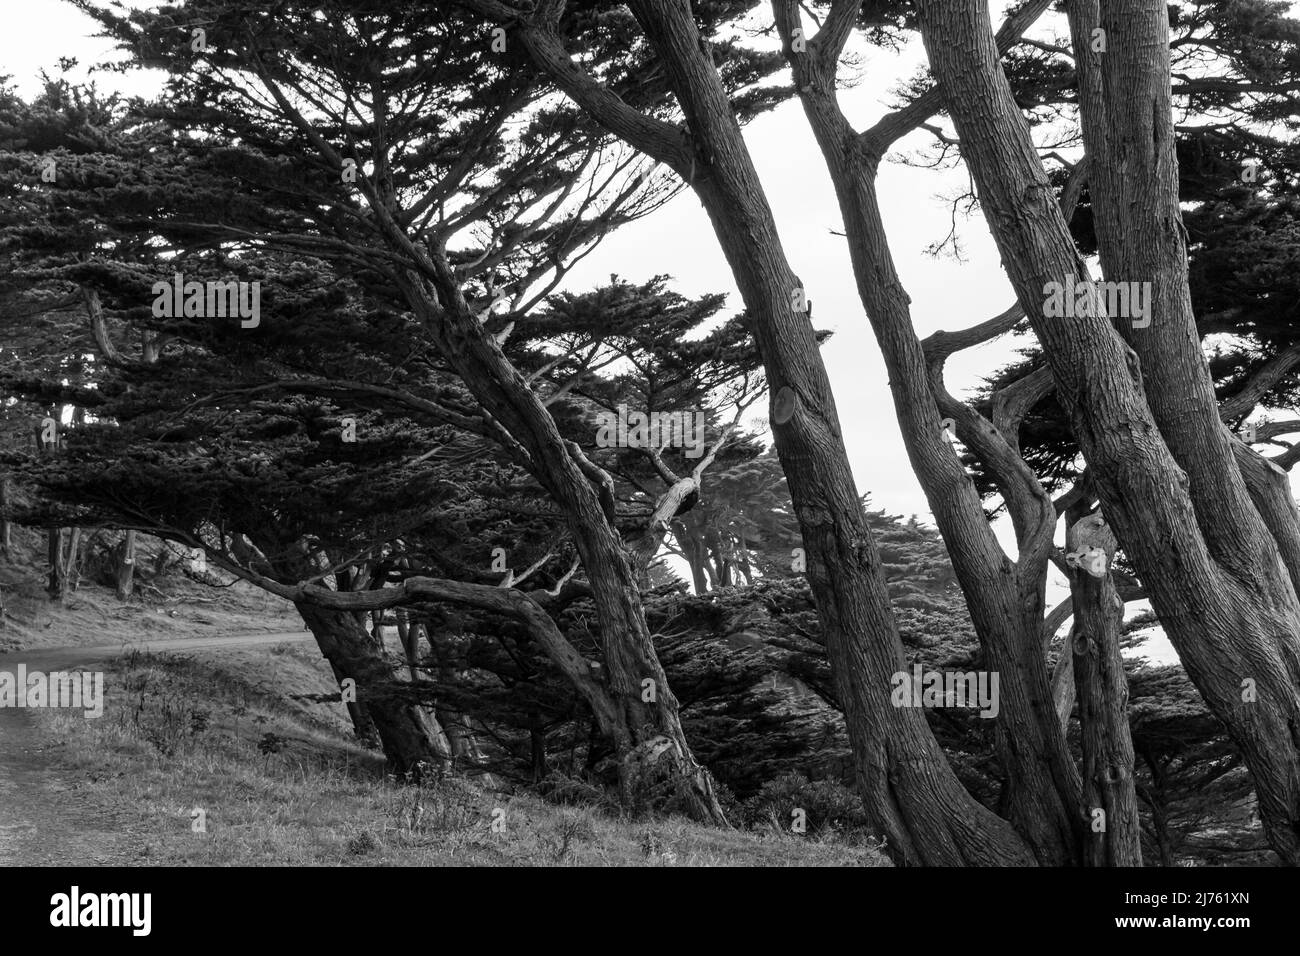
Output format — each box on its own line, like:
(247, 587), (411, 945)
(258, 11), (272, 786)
(30, 645), (891, 867)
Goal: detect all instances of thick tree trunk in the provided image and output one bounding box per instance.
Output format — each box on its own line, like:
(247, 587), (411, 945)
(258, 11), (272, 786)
(248, 537), (452, 776)
(1066, 0), (1273, 577)
(773, 2), (1081, 864)
(917, 0), (1300, 863)
(296, 602), (452, 776)
(510, 0), (1038, 864)
(324, 655), (380, 745)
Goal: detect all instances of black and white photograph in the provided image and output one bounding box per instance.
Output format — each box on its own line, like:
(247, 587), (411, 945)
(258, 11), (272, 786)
(0, 0), (1294, 931)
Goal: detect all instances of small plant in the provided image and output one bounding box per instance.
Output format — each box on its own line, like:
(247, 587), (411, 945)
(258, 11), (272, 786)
(740, 771), (869, 835)
(534, 770), (613, 810)
(346, 829), (378, 856)
(257, 732), (284, 769)
(545, 812), (594, 863)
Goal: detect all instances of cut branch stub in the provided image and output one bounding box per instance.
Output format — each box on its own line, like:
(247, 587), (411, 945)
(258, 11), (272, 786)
(772, 386), (799, 425)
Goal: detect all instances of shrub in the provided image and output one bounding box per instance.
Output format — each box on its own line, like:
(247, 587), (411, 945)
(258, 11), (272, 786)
(740, 771), (869, 834)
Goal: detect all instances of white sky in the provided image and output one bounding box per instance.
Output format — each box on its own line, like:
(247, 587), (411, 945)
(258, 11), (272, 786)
(18, 0), (1292, 665)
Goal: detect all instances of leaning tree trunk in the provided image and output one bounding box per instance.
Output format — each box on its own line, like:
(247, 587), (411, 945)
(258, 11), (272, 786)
(296, 602), (452, 776)
(634, 0), (1036, 865)
(497, 0), (1036, 863)
(393, 267), (728, 825)
(772, 0), (1081, 863)
(324, 655), (380, 746)
(917, 0), (1300, 863)
(255, 538), (453, 777)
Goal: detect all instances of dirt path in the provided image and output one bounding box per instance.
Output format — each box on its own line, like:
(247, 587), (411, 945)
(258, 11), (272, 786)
(0, 631), (315, 865)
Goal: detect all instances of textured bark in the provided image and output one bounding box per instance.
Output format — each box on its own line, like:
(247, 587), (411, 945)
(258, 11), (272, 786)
(917, 0), (1300, 863)
(240, 537), (450, 775)
(773, 0), (1080, 865)
(395, 273), (726, 824)
(297, 601), (452, 775)
(1235, 446), (1300, 601)
(490, 0), (1036, 864)
(1065, 512), (1142, 866)
(1066, 0), (1272, 578)
(324, 654), (380, 746)
(210, 22), (728, 824)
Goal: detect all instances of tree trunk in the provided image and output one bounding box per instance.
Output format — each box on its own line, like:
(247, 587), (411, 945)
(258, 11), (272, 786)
(396, 610), (416, 681)
(393, 272), (727, 823)
(507, 0), (1037, 863)
(670, 517), (711, 594)
(296, 602), (452, 776)
(425, 626), (493, 773)
(530, 714), (549, 783)
(916, 0), (1300, 863)
(1066, 513), (1142, 866)
(114, 530), (136, 601)
(47, 528), (63, 598)
(325, 656), (380, 745)
(38, 419), (66, 599)
(773, 2), (1081, 863)
(49, 527), (81, 601)
(251, 537), (453, 776)
(0, 477), (12, 561)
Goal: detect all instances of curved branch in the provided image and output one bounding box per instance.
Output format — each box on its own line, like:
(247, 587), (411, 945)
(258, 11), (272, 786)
(992, 366), (1054, 455)
(859, 0), (1055, 157)
(1220, 343), (1300, 423)
(455, 0), (692, 172)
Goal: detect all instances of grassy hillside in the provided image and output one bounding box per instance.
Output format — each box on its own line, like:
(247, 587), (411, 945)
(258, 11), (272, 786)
(29, 645), (890, 866)
(3, 529), (889, 867)
(0, 526), (300, 652)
